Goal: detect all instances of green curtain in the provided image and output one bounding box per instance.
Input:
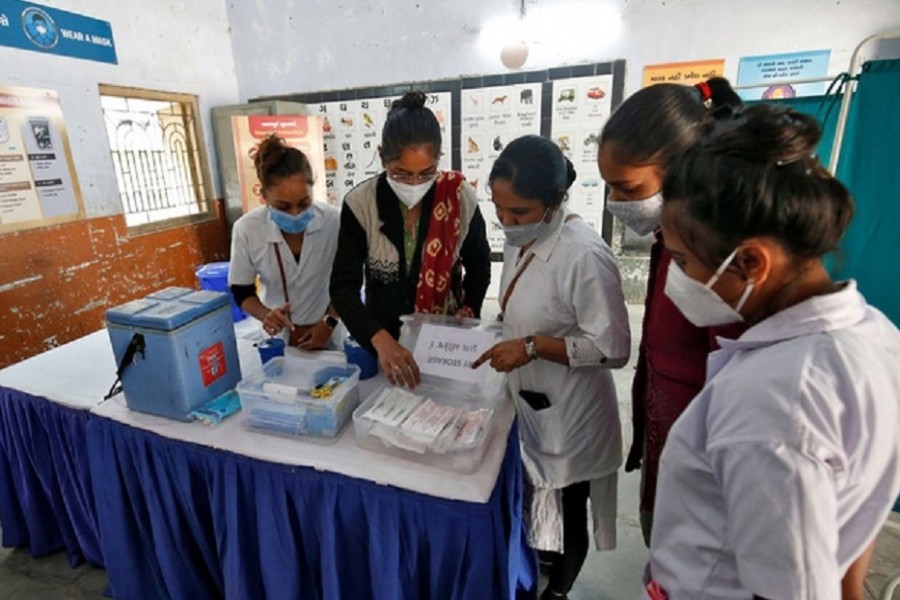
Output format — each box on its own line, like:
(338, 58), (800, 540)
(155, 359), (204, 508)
(831, 59), (900, 325)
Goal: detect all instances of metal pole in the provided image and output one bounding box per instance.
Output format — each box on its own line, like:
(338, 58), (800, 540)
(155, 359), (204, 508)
(732, 75), (834, 90)
(829, 30), (900, 174)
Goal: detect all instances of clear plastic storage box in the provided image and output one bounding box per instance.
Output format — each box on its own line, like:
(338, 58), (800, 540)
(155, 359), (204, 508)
(237, 356), (361, 440)
(352, 314), (506, 473)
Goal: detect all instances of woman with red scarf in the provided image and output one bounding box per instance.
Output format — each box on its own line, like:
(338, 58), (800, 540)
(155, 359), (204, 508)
(330, 91), (491, 388)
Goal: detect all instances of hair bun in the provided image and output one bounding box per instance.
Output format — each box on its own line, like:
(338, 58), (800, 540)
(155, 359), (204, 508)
(564, 157), (577, 190)
(703, 105), (820, 167)
(393, 90), (427, 110)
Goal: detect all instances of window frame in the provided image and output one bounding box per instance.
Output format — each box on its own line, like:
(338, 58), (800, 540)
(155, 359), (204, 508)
(98, 84), (216, 234)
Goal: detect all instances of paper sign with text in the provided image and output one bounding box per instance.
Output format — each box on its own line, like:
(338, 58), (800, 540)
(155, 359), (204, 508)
(412, 324), (496, 385)
(642, 59), (725, 88)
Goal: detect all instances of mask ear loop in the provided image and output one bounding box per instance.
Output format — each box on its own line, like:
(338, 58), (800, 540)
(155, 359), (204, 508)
(733, 280), (755, 313)
(705, 248), (740, 289)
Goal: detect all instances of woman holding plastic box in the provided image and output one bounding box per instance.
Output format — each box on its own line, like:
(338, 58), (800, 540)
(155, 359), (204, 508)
(229, 135), (342, 350)
(473, 135), (630, 600)
(330, 91), (491, 388)
(645, 104), (900, 600)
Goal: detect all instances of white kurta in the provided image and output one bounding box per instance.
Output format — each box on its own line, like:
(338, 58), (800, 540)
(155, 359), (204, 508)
(649, 281), (900, 600)
(500, 211), (631, 488)
(229, 203), (340, 326)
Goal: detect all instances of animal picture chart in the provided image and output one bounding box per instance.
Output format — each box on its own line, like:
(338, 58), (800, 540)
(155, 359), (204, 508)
(460, 83), (543, 256)
(315, 92), (453, 205)
(550, 75), (613, 234)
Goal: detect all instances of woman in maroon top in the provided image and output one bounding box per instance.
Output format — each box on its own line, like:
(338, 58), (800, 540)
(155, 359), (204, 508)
(597, 79), (744, 546)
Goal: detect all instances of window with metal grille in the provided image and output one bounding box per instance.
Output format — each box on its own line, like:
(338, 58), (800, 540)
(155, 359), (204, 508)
(99, 85), (213, 230)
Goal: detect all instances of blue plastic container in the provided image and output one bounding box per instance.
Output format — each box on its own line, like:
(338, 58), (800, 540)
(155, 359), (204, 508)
(343, 336), (378, 380)
(196, 262), (247, 322)
(257, 338), (285, 365)
(106, 287), (242, 421)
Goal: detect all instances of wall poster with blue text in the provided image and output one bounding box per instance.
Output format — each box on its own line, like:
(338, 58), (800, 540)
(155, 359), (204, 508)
(0, 1), (117, 64)
(737, 49), (831, 101)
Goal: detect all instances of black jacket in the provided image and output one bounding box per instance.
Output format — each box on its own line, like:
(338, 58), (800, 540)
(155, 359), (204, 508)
(329, 174), (491, 353)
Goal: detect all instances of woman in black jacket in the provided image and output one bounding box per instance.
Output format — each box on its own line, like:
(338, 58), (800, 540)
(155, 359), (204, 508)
(330, 91), (491, 388)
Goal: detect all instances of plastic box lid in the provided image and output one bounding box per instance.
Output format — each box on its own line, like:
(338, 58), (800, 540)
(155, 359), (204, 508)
(106, 286), (230, 331)
(236, 355), (361, 411)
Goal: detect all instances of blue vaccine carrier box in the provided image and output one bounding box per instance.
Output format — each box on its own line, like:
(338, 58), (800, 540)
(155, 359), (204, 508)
(105, 287), (242, 421)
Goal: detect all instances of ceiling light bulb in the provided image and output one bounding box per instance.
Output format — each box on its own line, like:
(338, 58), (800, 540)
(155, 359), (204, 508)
(500, 40), (529, 70)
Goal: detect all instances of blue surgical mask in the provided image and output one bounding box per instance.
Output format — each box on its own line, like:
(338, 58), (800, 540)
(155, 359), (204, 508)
(502, 208), (552, 248)
(269, 206), (314, 234)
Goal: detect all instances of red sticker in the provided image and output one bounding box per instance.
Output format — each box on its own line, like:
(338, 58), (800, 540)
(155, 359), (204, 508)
(198, 341), (227, 387)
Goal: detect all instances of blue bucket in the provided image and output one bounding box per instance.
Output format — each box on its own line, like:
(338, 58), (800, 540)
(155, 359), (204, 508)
(196, 262), (247, 323)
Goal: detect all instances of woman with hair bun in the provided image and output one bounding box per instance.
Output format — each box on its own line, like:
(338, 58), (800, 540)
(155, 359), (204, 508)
(645, 104), (900, 600)
(597, 78), (745, 545)
(229, 134), (342, 349)
(330, 90), (491, 388)
(473, 134), (630, 600)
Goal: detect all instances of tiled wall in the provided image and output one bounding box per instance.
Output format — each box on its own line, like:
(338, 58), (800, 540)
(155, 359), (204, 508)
(0, 208), (229, 369)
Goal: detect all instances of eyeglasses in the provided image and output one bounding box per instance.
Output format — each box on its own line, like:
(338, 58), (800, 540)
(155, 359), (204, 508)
(386, 166), (438, 184)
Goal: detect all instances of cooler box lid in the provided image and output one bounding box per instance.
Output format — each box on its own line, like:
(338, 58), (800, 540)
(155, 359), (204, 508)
(106, 287), (230, 331)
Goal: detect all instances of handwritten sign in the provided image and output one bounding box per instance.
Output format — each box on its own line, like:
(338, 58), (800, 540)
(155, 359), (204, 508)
(642, 59), (725, 88)
(412, 324), (496, 385)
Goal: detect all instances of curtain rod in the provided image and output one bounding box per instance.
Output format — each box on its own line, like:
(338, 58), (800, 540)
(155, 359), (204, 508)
(829, 30), (900, 174)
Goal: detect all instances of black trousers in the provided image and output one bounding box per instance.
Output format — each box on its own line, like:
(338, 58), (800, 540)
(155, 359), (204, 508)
(539, 480), (591, 595)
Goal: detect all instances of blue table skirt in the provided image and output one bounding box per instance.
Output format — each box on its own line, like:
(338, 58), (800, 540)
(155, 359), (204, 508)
(86, 415), (537, 600)
(0, 387), (103, 567)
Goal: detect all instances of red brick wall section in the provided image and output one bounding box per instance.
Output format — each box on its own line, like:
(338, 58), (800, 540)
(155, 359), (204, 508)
(0, 210), (229, 369)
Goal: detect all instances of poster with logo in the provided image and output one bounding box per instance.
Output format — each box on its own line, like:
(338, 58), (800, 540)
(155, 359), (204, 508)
(0, 85), (84, 232)
(642, 59), (725, 88)
(460, 83), (543, 255)
(549, 75), (613, 234)
(231, 115), (326, 212)
(0, 1), (117, 64)
(315, 92), (452, 205)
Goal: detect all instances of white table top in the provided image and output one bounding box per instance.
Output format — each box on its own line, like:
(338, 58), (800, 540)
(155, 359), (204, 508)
(2, 323), (514, 504)
(0, 330), (117, 410)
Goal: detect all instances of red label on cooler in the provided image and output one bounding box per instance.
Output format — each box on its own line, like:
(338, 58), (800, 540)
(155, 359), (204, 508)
(198, 341), (227, 387)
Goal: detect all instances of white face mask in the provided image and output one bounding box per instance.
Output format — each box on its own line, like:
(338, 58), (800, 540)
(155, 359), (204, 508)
(606, 191), (663, 236)
(663, 248), (755, 327)
(386, 176), (435, 208)
(502, 207), (552, 248)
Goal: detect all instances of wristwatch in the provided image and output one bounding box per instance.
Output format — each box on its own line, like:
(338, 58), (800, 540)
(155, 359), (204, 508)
(323, 314), (339, 330)
(524, 336), (538, 362)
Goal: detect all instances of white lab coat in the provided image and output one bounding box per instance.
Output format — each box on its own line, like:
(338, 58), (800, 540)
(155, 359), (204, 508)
(229, 203), (340, 331)
(648, 281), (900, 600)
(500, 210), (631, 489)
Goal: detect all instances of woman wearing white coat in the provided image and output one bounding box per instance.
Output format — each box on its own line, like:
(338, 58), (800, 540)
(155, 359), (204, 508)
(644, 104), (900, 600)
(474, 135), (630, 600)
(229, 135), (342, 349)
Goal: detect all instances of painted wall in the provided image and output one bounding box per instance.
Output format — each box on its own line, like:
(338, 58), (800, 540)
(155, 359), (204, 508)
(227, 0), (900, 101)
(0, 0), (240, 368)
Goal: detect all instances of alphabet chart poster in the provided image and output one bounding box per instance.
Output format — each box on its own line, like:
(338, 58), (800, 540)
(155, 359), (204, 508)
(460, 83), (543, 255)
(315, 92), (452, 205)
(549, 75), (613, 234)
